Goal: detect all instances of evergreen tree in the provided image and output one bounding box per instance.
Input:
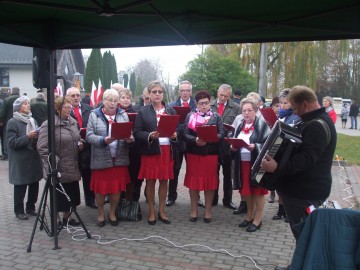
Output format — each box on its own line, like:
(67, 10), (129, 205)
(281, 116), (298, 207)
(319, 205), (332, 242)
(84, 48), (102, 92)
(129, 72), (136, 94)
(123, 74), (129, 88)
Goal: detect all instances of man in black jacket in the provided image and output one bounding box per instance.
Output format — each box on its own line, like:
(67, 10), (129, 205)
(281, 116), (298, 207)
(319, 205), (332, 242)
(210, 84), (241, 209)
(261, 85), (336, 241)
(166, 80), (198, 207)
(66, 87), (96, 208)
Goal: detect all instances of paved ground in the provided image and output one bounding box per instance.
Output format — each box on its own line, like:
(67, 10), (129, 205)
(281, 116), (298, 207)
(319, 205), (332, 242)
(0, 115), (359, 270)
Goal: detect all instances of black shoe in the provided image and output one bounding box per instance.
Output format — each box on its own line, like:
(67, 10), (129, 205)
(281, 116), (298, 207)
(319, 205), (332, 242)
(273, 211), (286, 220)
(222, 200), (236, 210)
(246, 221), (262, 232)
(166, 199), (175, 207)
(26, 209), (37, 216)
(203, 217), (212, 223)
(197, 199), (205, 208)
(189, 217), (198, 222)
(63, 218), (81, 226)
(108, 215), (119, 226)
(16, 213), (28, 220)
(238, 219), (253, 227)
(158, 213), (171, 224)
(86, 202), (97, 209)
(97, 220), (106, 227)
(233, 202), (247, 215)
(148, 219), (156, 225)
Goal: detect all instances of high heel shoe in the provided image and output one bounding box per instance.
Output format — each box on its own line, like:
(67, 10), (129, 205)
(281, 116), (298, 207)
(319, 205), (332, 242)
(148, 219), (156, 225)
(189, 217), (198, 222)
(238, 219), (253, 227)
(203, 217), (212, 223)
(246, 221), (262, 232)
(108, 215), (119, 226)
(158, 213), (171, 224)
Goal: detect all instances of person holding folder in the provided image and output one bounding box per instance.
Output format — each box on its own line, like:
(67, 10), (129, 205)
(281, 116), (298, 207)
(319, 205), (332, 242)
(182, 90), (225, 223)
(86, 88), (134, 227)
(133, 80), (178, 225)
(230, 98), (270, 232)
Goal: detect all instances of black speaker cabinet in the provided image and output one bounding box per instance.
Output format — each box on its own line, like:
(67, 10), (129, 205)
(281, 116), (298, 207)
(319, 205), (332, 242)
(32, 48), (56, 89)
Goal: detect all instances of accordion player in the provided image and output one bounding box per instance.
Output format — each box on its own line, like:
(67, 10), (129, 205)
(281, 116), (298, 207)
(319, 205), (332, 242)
(251, 120), (302, 191)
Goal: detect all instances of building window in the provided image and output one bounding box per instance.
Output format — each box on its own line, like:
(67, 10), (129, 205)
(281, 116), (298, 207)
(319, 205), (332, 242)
(0, 68), (9, 87)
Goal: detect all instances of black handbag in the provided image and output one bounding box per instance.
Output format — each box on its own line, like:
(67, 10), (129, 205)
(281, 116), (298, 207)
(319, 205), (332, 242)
(116, 199), (142, 221)
(230, 152), (242, 190)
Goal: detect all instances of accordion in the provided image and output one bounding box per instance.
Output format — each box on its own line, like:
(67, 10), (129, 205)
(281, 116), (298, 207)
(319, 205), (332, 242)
(251, 120), (302, 191)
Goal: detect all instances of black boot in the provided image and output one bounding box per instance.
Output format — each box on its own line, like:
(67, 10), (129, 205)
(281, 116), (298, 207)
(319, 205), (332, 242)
(233, 201), (247, 214)
(273, 204), (286, 220)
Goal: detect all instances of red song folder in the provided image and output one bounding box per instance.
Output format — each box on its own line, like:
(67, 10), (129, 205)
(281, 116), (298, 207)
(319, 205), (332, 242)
(79, 128), (86, 140)
(260, 107), (278, 128)
(224, 138), (249, 148)
(223, 123), (235, 132)
(111, 122), (133, 139)
(127, 113), (137, 123)
(196, 125), (218, 142)
(173, 106), (191, 123)
(157, 114), (180, 137)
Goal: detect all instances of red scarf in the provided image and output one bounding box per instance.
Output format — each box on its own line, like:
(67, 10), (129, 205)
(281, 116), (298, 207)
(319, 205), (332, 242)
(242, 122), (254, 134)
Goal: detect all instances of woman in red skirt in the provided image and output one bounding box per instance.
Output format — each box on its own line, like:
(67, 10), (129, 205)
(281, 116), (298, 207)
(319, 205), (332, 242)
(230, 98), (270, 232)
(86, 88), (134, 227)
(183, 90), (225, 223)
(133, 80), (178, 225)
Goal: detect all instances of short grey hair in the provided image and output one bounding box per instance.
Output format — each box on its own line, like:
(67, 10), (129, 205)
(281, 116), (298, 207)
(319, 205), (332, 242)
(102, 88), (119, 101)
(147, 80), (166, 93)
(278, 88), (291, 100)
(240, 97), (257, 111)
(218, 84), (232, 94)
(323, 96), (333, 106)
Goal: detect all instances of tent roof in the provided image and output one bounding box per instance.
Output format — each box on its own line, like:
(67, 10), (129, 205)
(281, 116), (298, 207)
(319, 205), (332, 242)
(0, 0), (359, 49)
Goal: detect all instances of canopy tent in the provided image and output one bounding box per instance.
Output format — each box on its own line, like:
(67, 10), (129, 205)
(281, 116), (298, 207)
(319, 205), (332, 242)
(2, 0), (360, 252)
(0, 0), (359, 50)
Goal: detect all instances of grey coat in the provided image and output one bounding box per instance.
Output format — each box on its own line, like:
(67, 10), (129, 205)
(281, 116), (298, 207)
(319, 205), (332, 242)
(37, 115), (81, 183)
(7, 117), (42, 185)
(86, 106), (131, 170)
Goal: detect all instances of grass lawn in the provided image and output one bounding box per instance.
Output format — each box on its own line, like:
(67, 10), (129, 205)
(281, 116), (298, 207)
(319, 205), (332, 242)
(335, 134), (360, 165)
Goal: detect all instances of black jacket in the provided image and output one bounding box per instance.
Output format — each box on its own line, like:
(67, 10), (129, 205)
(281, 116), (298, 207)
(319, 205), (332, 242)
(133, 102), (178, 156)
(182, 112), (225, 156)
(276, 108), (337, 200)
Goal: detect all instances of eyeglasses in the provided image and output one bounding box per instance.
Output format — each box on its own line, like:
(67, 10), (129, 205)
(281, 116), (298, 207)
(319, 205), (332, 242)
(62, 105), (72, 110)
(70, 94), (80, 98)
(143, 96), (150, 100)
(242, 109), (255, 114)
(106, 99), (119, 103)
(180, 89), (191, 93)
(198, 101), (210, 106)
(151, 90), (163, 94)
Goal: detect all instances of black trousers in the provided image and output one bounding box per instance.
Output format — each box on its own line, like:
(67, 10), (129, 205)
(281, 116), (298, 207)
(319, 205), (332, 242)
(278, 191), (324, 241)
(215, 154), (233, 202)
(14, 182), (39, 215)
(168, 151), (184, 201)
(81, 167), (95, 205)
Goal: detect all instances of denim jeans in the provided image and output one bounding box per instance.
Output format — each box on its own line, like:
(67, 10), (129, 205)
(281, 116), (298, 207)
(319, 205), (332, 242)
(350, 116), (358, 129)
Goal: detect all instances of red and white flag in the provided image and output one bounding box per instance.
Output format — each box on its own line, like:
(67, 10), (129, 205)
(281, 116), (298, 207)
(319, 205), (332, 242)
(54, 82), (63, 97)
(97, 78), (104, 104)
(110, 80), (113, 89)
(90, 81), (97, 107)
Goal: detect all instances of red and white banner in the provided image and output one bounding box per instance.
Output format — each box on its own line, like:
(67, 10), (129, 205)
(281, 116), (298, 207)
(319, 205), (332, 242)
(97, 78), (104, 104)
(90, 81), (97, 107)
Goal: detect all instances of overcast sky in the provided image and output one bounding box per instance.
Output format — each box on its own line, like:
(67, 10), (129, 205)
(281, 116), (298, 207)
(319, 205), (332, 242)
(82, 45), (204, 85)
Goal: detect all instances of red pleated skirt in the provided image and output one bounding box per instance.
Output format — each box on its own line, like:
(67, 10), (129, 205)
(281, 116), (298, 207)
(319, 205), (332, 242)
(184, 153), (219, 191)
(91, 166), (130, 195)
(239, 161), (268, 196)
(138, 145), (174, 180)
